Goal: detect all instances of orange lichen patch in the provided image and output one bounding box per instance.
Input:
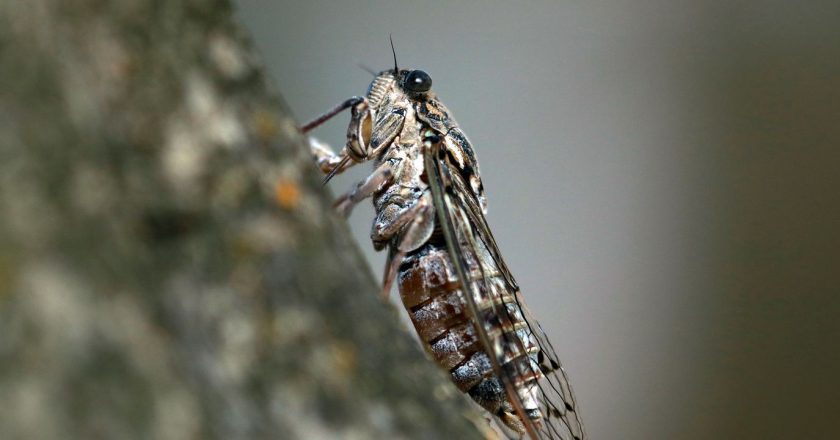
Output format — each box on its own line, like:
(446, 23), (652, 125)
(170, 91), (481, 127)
(274, 179), (300, 210)
(330, 341), (358, 375)
(253, 109), (279, 141)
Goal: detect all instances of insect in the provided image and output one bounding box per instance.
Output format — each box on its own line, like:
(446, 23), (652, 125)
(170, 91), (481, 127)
(301, 43), (586, 440)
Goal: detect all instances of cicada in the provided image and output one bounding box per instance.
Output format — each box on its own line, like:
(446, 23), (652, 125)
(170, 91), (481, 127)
(302, 45), (586, 439)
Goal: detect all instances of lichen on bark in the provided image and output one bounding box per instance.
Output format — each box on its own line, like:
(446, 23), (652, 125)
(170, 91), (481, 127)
(0, 1), (483, 439)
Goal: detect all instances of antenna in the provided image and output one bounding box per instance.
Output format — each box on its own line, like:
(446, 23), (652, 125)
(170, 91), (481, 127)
(389, 34), (398, 73)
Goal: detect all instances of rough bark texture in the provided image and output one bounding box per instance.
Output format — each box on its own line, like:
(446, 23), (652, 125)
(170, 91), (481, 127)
(0, 1), (484, 439)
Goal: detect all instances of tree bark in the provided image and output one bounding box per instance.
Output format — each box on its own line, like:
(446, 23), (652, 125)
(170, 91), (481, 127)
(0, 1), (483, 439)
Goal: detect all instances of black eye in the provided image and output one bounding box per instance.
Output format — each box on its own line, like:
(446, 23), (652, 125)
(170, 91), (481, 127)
(405, 70), (432, 93)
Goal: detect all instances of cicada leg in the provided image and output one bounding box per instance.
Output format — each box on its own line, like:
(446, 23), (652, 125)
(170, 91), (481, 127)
(333, 159), (396, 217)
(380, 192), (434, 299)
(302, 96), (371, 182)
(309, 136), (352, 176)
(300, 96), (364, 133)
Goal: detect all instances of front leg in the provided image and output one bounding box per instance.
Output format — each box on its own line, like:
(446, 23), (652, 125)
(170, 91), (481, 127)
(300, 96), (364, 133)
(309, 136), (351, 176)
(312, 99), (404, 179)
(303, 96), (371, 182)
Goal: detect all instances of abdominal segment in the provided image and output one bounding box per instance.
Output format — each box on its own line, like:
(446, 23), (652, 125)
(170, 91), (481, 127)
(398, 244), (542, 433)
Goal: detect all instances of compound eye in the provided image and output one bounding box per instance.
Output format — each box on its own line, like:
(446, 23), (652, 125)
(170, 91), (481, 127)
(405, 70), (432, 93)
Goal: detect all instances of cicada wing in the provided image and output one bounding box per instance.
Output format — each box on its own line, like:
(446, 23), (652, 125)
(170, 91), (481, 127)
(423, 141), (535, 437)
(445, 149), (586, 440)
(514, 292), (586, 440)
(424, 141), (585, 440)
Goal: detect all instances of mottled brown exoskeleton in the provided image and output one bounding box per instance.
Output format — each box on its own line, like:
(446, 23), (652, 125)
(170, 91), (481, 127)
(302, 48), (585, 439)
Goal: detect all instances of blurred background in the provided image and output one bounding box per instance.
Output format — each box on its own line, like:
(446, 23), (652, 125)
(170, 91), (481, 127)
(234, 1), (840, 438)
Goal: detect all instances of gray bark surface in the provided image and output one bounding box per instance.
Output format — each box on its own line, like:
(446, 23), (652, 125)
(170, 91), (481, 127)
(0, 1), (483, 439)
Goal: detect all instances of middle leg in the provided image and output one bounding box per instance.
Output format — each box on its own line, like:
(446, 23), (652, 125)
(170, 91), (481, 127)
(333, 159), (399, 217)
(380, 192), (435, 299)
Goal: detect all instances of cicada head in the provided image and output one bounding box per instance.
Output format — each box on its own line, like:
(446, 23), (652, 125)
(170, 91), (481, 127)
(367, 68), (435, 107)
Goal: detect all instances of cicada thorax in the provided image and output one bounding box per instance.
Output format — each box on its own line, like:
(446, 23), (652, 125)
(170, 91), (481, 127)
(414, 98), (487, 212)
(397, 226), (545, 434)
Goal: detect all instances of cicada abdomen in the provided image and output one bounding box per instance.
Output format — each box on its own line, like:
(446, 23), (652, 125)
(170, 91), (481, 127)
(398, 235), (544, 434)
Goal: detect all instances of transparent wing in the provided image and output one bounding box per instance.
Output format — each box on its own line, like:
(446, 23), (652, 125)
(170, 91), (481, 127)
(424, 141), (585, 440)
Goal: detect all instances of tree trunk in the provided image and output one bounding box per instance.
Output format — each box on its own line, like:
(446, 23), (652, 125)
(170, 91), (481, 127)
(0, 1), (483, 439)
